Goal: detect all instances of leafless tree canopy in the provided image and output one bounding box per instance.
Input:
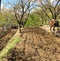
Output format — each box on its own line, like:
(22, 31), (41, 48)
(36, 0), (60, 19)
(13, 0), (37, 28)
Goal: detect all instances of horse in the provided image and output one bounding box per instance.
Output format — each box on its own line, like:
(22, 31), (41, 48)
(49, 19), (59, 33)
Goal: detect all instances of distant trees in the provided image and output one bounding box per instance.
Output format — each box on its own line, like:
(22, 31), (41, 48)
(0, 8), (15, 26)
(1, 0), (60, 28)
(36, 0), (60, 20)
(25, 13), (42, 26)
(34, 8), (49, 24)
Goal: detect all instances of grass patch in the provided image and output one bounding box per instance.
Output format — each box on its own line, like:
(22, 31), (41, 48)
(0, 30), (20, 59)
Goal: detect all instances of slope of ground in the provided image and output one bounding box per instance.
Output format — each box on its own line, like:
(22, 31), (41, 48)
(3, 27), (60, 61)
(0, 29), (17, 51)
(0, 29), (20, 61)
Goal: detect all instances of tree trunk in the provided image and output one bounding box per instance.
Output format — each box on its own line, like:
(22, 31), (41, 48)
(42, 21), (44, 25)
(45, 20), (46, 24)
(52, 13), (57, 20)
(19, 22), (24, 33)
(19, 24), (22, 33)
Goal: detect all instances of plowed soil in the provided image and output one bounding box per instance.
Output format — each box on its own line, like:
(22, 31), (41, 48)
(2, 27), (60, 61)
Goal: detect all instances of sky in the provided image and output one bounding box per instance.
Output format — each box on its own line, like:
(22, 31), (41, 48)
(1, 0), (15, 9)
(50, 0), (54, 2)
(1, 0), (55, 9)
(1, 0), (10, 9)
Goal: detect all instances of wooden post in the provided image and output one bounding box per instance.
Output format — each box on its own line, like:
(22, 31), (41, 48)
(0, 0), (1, 11)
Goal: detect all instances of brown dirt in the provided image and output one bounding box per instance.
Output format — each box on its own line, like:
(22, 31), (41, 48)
(3, 27), (60, 61)
(41, 25), (60, 42)
(0, 29), (17, 51)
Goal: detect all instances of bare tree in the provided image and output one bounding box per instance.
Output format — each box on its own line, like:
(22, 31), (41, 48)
(34, 8), (49, 24)
(2, 0), (37, 32)
(36, 0), (60, 20)
(12, 0), (37, 32)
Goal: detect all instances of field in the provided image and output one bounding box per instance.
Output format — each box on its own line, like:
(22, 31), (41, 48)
(0, 26), (60, 61)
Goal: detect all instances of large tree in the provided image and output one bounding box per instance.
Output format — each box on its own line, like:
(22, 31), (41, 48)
(2, 0), (37, 32)
(13, 0), (37, 32)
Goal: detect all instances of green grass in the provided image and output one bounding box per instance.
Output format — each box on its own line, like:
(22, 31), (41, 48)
(0, 30), (20, 60)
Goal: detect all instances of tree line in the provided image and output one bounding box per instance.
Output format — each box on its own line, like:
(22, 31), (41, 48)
(0, 0), (60, 32)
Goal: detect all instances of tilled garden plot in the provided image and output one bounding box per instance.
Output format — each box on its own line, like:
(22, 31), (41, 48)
(0, 29), (17, 51)
(3, 27), (60, 61)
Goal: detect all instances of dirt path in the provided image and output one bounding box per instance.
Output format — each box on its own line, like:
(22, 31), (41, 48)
(41, 25), (51, 32)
